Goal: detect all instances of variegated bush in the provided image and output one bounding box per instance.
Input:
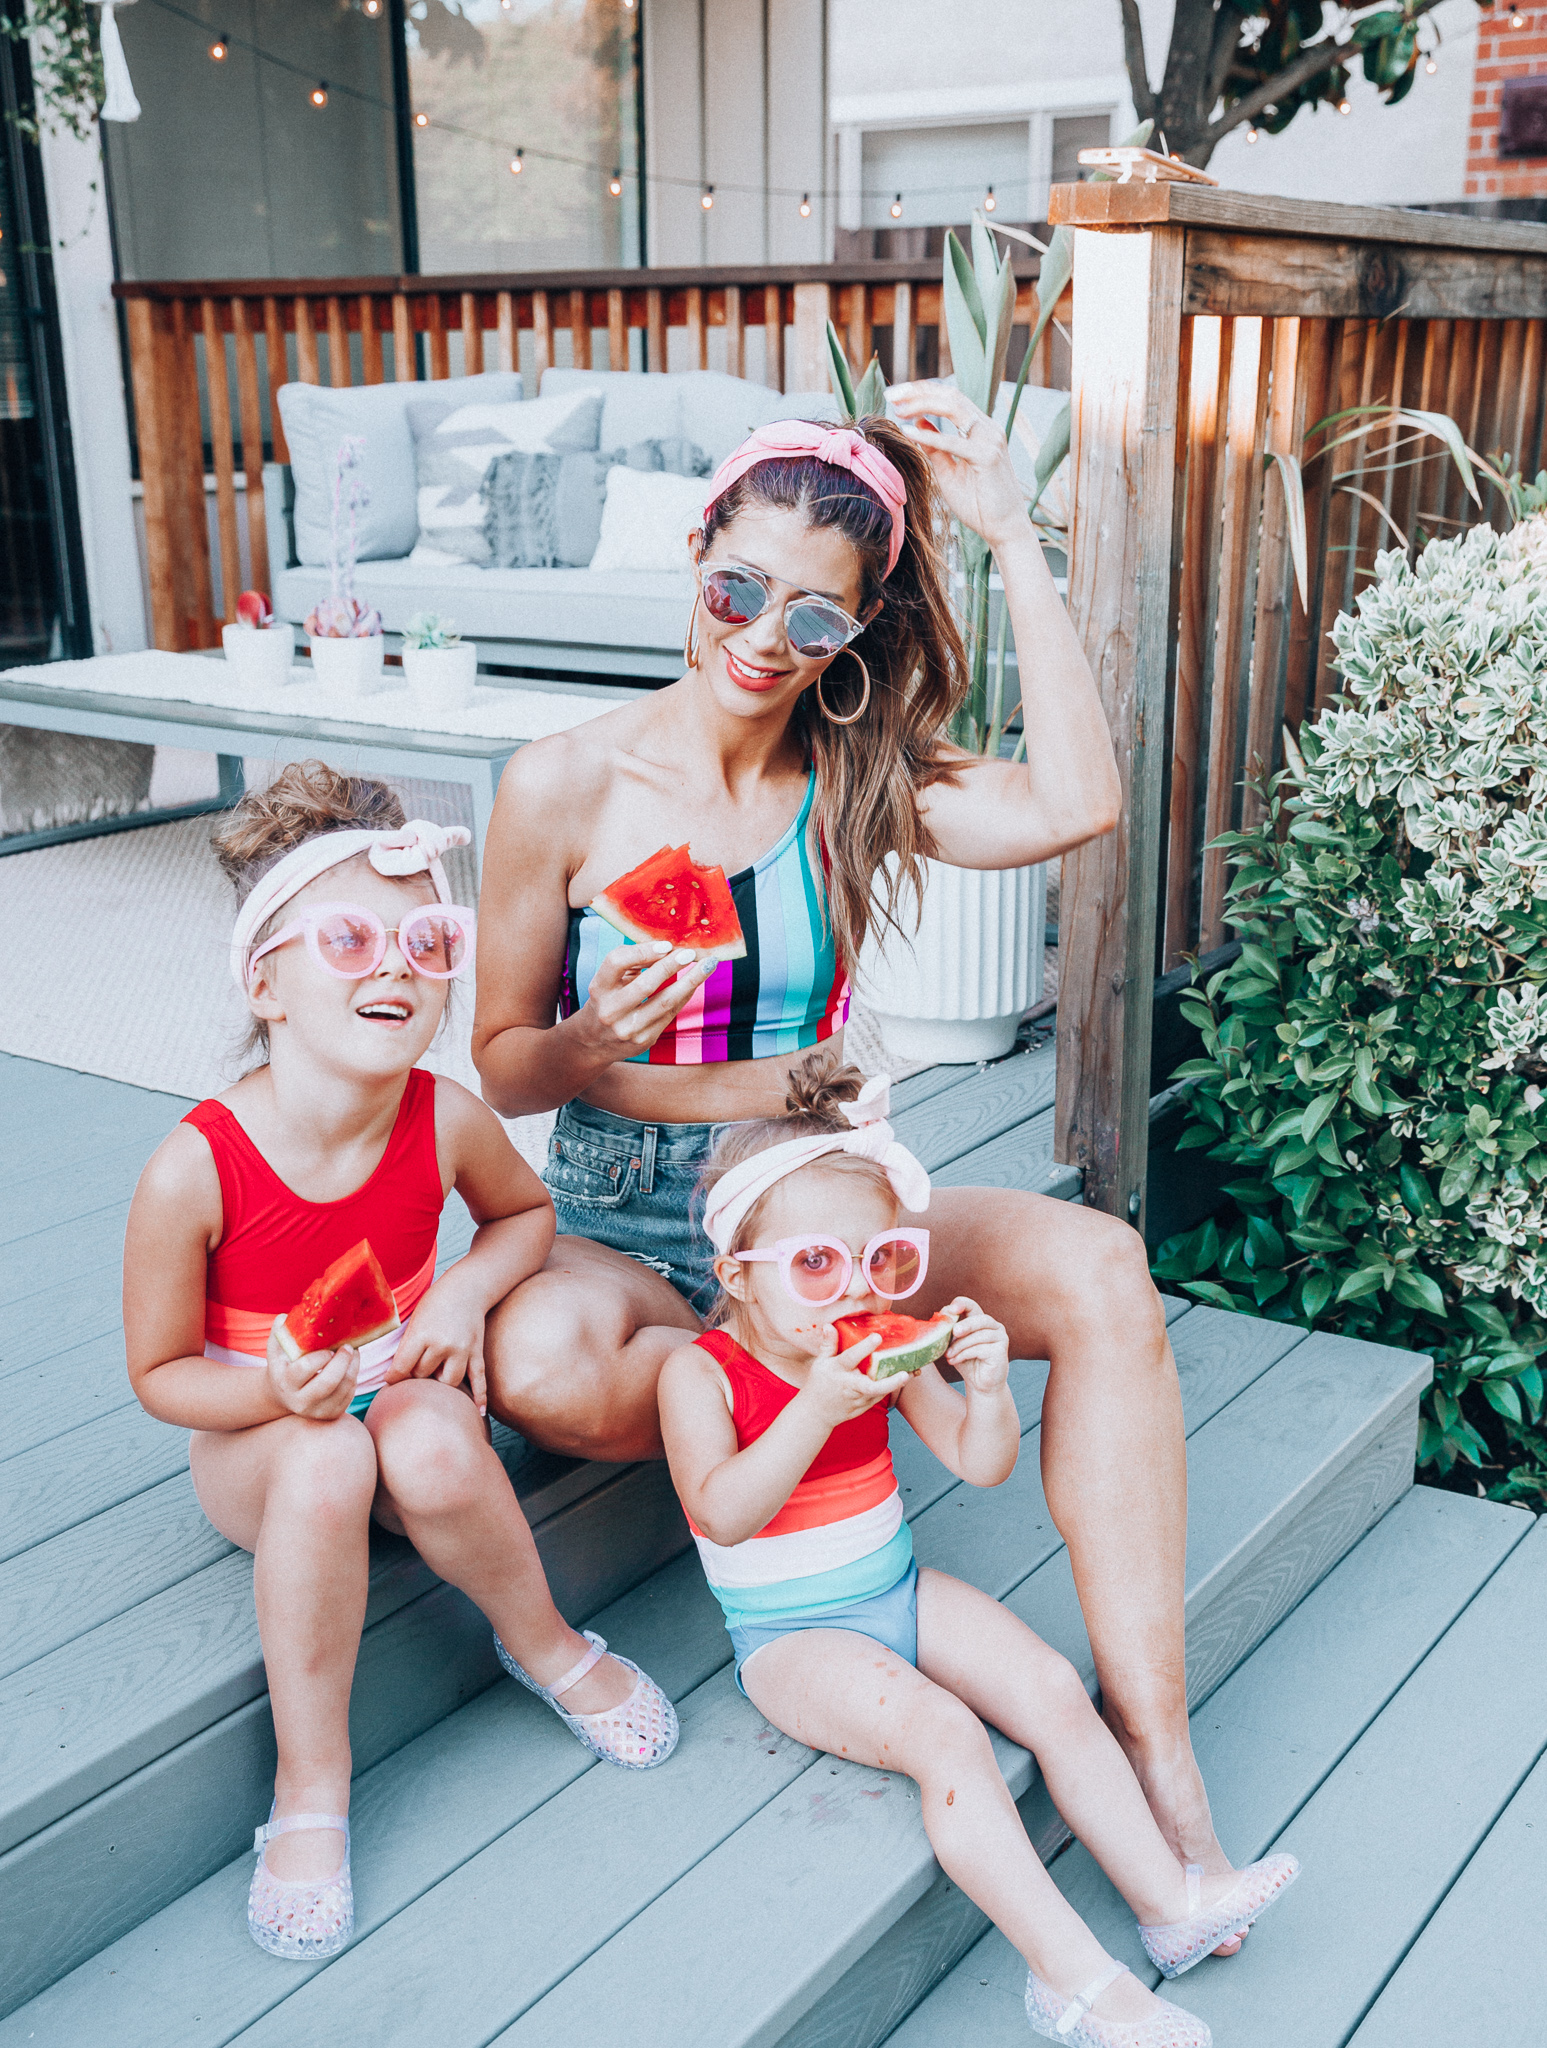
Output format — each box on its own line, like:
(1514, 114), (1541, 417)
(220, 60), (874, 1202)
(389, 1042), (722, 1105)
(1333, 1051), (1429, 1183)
(1155, 517), (1547, 1483)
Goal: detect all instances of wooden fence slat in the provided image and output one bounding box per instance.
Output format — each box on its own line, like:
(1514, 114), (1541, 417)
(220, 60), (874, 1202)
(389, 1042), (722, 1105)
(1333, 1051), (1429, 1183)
(461, 292), (483, 374)
(359, 294), (383, 385)
(1164, 314), (1229, 970)
(392, 293), (415, 380)
(1520, 322), (1547, 475)
(847, 280), (871, 378)
(724, 284), (744, 379)
(170, 297), (217, 647)
(262, 297), (288, 465)
(1199, 316), (1272, 949)
(1283, 319), (1337, 736)
(607, 288), (628, 371)
(125, 302), (183, 649)
(326, 296), (350, 388)
(200, 297), (241, 623)
(427, 294), (449, 380)
(792, 283), (833, 394)
(892, 280), (913, 386)
(569, 288), (592, 370)
(534, 290), (554, 379)
(231, 298), (268, 597)
(1242, 317), (1308, 832)
(1056, 224), (1188, 1226)
(686, 286), (707, 370)
(1312, 320), (1366, 713)
(763, 284), (784, 389)
(496, 290), (517, 373)
(295, 298), (319, 386)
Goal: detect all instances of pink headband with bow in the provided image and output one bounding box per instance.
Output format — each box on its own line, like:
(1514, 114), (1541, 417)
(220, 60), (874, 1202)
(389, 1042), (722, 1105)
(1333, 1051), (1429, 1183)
(702, 421), (908, 577)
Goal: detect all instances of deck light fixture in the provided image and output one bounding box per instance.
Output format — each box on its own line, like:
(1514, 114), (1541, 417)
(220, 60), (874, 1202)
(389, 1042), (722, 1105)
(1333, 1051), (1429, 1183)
(701, 185), (715, 209)
(890, 192), (903, 217)
(509, 149), (524, 174)
(609, 169), (623, 196)
(799, 192), (811, 217)
(311, 81), (329, 107)
(209, 32), (228, 60)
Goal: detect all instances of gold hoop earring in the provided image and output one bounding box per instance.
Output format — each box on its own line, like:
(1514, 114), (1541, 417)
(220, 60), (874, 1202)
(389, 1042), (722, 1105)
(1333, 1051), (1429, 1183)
(683, 597), (701, 671)
(815, 651), (871, 726)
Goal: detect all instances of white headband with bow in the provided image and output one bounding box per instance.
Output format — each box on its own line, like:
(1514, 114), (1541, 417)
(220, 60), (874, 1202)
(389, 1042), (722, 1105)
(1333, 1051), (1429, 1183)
(702, 1074), (931, 1256)
(230, 820), (470, 989)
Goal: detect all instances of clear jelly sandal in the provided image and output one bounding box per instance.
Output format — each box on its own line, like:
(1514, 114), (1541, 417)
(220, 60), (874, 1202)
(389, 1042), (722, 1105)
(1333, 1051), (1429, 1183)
(1139, 1854), (1300, 1980)
(493, 1626), (678, 1769)
(1025, 1959), (1211, 2047)
(247, 1809), (353, 1960)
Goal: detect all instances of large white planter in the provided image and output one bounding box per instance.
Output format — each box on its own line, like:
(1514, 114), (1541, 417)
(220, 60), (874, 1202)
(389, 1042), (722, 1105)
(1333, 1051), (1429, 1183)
(402, 641), (478, 714)
(855, 857), (1046, 1065)
(222, 621), (295, 688)
(308, 633), (385, 694)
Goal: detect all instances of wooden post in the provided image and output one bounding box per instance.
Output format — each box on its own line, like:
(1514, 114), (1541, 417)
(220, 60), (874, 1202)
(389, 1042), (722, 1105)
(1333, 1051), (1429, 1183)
(1055, 225), (1187, 1227)
(607, 288), (628, 370)
(763, 284), (784, 389)
(892, 280), (914, 385)
(201, 297), (242, 622)
(232, 297), (269, 595)
(791, 283), (832, 394)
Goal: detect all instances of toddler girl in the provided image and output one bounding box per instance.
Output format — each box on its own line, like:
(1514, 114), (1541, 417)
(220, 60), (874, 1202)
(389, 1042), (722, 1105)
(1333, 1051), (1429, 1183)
(656, 1052), (1297, 2047)
(124, 762), (677, 1964)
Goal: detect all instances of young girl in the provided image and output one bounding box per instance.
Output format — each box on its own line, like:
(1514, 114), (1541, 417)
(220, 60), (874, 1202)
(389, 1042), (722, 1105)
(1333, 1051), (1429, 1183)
(124, 763), (677, 1964)
(657, 1054), (1298, 2047)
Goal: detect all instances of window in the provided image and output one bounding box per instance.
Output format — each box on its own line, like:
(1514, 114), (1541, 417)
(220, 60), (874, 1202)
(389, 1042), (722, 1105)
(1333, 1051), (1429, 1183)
(1051, 112), (1114, 186)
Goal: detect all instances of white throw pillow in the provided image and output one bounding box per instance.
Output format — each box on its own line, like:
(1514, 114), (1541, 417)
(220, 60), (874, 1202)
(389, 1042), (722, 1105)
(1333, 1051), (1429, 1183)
(588, 468), (706, 574)
(409, 388), (603, 566)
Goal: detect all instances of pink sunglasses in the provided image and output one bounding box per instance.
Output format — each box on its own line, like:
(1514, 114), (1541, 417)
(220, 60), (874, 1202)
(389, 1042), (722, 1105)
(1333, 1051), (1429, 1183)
(247, 900), (477, 985)
(732, 1229), (929, 1307)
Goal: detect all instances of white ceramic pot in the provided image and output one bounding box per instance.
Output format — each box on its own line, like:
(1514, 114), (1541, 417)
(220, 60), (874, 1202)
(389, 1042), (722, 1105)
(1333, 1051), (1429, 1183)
(222, 621), (295, 688)
(308, 633), (385, 694)
(855, 856), (1046, 1065)
(402, 641), (478, 714)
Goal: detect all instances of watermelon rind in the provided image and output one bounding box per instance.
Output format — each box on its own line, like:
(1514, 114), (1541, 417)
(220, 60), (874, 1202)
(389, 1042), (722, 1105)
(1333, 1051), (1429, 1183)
(853, 1315), (956, 1382)
(276, 1308), (400, 1362)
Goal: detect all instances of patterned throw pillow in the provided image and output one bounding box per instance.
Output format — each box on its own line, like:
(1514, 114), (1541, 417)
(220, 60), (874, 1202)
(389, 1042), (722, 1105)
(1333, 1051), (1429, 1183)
(408, 389), (604, 566)
(483, 438), (711, 571)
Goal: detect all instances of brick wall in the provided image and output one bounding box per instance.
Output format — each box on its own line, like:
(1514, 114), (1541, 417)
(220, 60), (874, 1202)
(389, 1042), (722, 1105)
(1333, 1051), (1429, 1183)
(1469, 6), (1547, 197)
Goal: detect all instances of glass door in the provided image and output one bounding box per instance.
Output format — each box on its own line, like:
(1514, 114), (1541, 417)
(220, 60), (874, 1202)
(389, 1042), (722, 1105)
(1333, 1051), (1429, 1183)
(0, 39), (89, 665)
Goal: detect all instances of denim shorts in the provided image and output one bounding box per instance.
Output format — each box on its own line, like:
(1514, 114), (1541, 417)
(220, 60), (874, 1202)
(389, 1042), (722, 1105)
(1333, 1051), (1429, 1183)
(727, 1561), (920, 1699)
(542, 1098), (727, 1318)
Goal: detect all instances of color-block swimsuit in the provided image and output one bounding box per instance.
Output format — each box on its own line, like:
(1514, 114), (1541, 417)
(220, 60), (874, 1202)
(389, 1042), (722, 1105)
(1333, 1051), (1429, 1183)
(182, 1070), (443, 1417)
(547, 773), (851, 1311)
(688, 1328), (920, 1694)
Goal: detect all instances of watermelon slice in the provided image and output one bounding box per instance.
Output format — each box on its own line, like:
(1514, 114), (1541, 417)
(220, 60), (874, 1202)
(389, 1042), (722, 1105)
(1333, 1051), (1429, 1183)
(592, 843), (747, 964)
(278, 1239), (400, 1360)
(833, 1310), (956, 1382)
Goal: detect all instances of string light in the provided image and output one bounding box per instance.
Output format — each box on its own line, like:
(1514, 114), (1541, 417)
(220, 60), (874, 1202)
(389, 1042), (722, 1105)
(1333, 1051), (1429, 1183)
(701, 184), (715, 209)
(1337, 97), (1352, 114)
(310, 81), (329, 107)
(1246, 125), (1259, 143)
(362, 0), (382, 15)
(983, 185), (996, 212)
(1511, 10), (1526, 27)
(1425, 55), (1438, 73)
(608, 169), (623, 196)
(799, 192), (811, 217)
(890, 192), (903, 217)
(509, 149), (523, 174)
(414, 110), (428, 127)
(208, 32), (228, 60)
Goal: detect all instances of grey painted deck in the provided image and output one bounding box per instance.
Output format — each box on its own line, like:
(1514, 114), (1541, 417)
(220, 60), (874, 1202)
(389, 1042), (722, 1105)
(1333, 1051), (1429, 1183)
(0, 1044), (1480, 2048)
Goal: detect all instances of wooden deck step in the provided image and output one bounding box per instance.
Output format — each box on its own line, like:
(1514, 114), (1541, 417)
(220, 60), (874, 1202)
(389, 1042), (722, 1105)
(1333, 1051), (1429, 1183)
(886, 1487), (1536, 2048)
(0, 1303), (1430, 2046)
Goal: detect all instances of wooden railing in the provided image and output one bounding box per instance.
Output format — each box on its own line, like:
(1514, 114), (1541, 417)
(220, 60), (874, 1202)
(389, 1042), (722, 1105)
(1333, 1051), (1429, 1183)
(112, 259), (1068, 654)
(1052, 183), (1547, 1225)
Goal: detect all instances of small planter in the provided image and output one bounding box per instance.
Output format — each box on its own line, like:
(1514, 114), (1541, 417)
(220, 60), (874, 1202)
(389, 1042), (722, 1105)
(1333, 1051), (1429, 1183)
(308, 633), (385, 694)
(222, 621), (295, 688)
(855, 857), (1046, 1065)
(402, 641), (478, 715)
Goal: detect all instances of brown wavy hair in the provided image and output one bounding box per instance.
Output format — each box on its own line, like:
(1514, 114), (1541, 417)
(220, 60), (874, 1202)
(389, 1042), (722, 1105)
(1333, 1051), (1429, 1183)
(700, 416), (968, 966)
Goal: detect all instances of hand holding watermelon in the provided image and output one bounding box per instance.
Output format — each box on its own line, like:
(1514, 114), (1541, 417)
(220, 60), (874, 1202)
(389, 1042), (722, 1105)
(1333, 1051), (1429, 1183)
(265, 1316), (361, 1420)
(936, 1296), (1010, 1394)
(574, 938), (718, 1058)
(799, 1321), (904, 1428)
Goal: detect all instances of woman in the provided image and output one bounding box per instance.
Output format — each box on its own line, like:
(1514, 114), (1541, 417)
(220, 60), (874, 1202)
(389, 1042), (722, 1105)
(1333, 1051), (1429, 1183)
(471, 383), (1234, 1889)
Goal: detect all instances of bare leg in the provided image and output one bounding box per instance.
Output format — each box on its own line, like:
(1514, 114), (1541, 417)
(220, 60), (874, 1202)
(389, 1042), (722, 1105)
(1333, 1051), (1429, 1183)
(907, 1188), (1227, 1875)
(190, 1416), (377, 1880)
(483, 1234), (700, 1462)
(743, 1622), (1169, 2026)
(366, 1378), (632, 1713)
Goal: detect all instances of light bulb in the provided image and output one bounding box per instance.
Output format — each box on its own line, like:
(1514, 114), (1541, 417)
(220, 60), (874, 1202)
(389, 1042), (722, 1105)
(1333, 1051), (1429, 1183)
(1246, 125), (1259, 143)
(311, 82), (329, 107)
(1337, 97), (1352, 115)
(983, 185), (996, 212)
(701, 185), (715, 209)
(414, 111), (428, 127)
(510, 151), (524, 174)
(363, 0), (382, 15)
(1425, 55), (1438, 73)
(609, 170), (623, 196)
(890, 192), (903, 218)
(209, 35), (228, 60)
(799, 192), (811, 218)
(1512, 10), (1526, 27)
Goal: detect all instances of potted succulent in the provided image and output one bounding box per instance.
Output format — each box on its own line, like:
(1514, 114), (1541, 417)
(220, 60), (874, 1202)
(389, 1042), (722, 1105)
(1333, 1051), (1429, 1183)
(221, 589), (296, 689)
(835, 218), (1070, 1062)
(401, 611), (478, 713)
(304, 435), (384, 693)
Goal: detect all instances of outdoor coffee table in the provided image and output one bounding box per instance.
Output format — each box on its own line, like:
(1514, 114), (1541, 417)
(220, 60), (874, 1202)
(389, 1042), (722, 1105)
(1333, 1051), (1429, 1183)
(0, 650), (642, 861)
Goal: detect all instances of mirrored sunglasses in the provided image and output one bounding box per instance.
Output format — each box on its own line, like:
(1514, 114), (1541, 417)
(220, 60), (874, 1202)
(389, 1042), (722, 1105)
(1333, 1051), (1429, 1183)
(700, 562), (865, 659)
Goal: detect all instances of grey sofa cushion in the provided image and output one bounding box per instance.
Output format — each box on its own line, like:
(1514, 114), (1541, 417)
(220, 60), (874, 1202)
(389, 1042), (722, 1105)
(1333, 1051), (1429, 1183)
(539, 367), (841, 467)
(277, 371), (523, 565)
(408, 388), (605, 567)
(484, 437), (711, 570)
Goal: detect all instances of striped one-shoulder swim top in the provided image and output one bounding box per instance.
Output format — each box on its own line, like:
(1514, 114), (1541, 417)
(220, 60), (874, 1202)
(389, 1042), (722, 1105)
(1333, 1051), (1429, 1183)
(559, 771), (850, 1066)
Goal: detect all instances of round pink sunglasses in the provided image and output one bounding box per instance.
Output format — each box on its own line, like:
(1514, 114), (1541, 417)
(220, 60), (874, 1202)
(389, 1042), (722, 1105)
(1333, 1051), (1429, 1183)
(732, 1229), (929, 1307)
(246, 900), (477, 985)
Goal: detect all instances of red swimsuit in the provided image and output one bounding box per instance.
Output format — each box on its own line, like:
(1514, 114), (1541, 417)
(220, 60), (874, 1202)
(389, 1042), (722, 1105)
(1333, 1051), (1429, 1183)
(182, 1069), (443, 1411)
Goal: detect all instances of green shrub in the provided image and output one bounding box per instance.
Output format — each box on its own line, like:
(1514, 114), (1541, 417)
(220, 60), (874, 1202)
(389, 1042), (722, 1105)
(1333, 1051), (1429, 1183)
(1154, 520), (1547, 1478)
